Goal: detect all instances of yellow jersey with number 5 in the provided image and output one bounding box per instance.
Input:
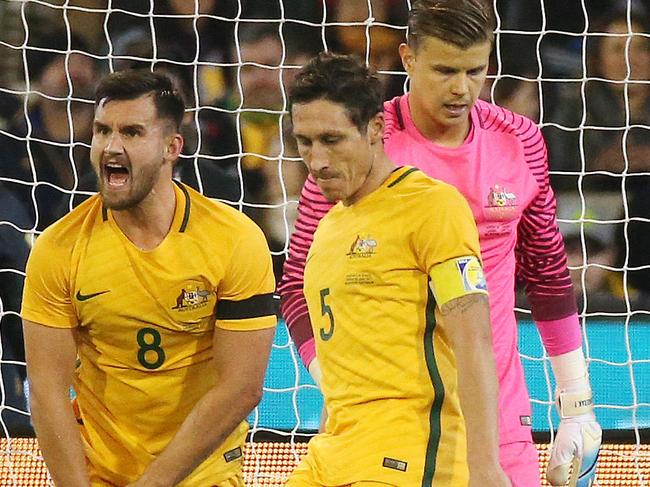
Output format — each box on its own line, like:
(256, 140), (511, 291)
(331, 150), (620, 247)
(21, 182), (276, 486)
(303, 166), (487, 486)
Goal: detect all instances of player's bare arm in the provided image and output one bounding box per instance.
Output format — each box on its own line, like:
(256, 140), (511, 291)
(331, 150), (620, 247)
(127, 325), (276, 487)
(23, 320), (91, 487)
(439, 293), (512, 487)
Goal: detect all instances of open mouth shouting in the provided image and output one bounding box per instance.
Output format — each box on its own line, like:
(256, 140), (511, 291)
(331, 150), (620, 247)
(102, 160), (131, 190)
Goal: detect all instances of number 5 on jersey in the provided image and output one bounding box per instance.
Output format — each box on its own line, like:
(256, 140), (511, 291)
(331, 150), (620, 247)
(319, 288), (335, 341)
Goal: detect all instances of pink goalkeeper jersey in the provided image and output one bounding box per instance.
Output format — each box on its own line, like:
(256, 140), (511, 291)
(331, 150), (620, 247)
(279, 95), (582, 444)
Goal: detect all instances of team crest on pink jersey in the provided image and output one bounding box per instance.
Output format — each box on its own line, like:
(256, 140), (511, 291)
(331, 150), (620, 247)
(485, 184), (518, 221)
(347, 235), (377, 259)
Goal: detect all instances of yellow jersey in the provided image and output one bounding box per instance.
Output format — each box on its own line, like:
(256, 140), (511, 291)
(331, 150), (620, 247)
(22, 182), (277, 486)
(302, 166), (487, 486)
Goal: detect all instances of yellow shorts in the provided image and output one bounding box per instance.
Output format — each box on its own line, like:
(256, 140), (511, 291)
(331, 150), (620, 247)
(215, 472), (244, 487)
(286, 459), (395, 487)
(90, 472), (243, 487)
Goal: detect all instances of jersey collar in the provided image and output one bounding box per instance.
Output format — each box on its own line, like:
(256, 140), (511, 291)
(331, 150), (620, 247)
(100, 180), (191, 233)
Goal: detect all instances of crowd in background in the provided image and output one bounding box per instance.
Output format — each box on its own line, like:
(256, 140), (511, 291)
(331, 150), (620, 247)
(0, 0), (649, 434)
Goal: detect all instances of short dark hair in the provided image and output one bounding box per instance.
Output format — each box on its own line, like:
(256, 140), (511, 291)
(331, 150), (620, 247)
(94, 70), (185, 131)
(407, 0), (494, 51)
(289, 52), (383, 132)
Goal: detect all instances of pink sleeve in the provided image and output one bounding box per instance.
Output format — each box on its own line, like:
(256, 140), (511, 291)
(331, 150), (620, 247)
(536, 314), (582, 356)
(278, 176), (335, 367)
(514, 122), (582, 355)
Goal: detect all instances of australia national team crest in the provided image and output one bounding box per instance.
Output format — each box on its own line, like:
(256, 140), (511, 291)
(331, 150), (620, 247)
(172, 283), (211, 313)
(484, 184), (518, 221)
(347, 234), (377, 259)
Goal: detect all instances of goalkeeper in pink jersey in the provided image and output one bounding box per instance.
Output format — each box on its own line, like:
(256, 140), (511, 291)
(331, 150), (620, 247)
(279, 1), (602, 486)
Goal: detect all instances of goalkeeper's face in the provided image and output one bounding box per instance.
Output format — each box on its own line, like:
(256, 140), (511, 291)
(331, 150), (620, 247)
(292, 98), (383, 206)
(400, 36), (490, 139)
(90, 94), (182, 210)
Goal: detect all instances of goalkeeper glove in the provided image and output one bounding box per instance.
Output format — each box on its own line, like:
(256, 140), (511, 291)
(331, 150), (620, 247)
(546, 353), (602, 487)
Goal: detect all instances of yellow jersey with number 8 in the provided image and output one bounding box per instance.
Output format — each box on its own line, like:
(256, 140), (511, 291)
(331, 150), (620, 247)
(22, 182), (276, 486)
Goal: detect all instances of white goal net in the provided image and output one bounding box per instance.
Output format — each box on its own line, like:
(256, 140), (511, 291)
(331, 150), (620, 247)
(0, 0), (649, 485)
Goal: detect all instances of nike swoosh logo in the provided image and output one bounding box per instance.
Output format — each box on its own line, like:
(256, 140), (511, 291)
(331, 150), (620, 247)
(76, 290), (110, 301)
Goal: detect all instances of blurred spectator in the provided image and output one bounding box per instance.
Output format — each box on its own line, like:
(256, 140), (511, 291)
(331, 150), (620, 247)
(0, 92), (20, 130)
(480, 51), (540, 125)
(1, 0), (108, 89)
(263, 45), (312, 246)
(621, 179), (650, 297)
(490, 74), (541, 123)
(558, 195), (620, 305)
(108, 0), (237, 105)
(584, 7), (650, 177)
(327, 0), (408, 99)
(555, 192), (650, 314)
(59, 0), (107, 57)
(0, 30), (99, 231)
(221, 23), (285, 202)
(0, 185), (32, 436)
(544, 6), (650, 301)
(546, 6), (650, 190)
(0, 0), (58, 90)
(224, 23), (313, 186)
(239, 0), (323, 56)
(171, 89), (243, 203)
(262, 119), (309, 281)
(222, 23), (313, 281)
(495, 0), (638, 78)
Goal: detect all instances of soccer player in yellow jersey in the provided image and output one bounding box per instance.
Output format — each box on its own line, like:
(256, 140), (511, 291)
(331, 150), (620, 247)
(284, 53), (511, 487)
(21, 70), (277, 487)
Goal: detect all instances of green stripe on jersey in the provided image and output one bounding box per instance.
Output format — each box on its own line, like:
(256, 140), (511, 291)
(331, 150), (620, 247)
(422, 282), (444, 486)
(388, 167), (419, 188)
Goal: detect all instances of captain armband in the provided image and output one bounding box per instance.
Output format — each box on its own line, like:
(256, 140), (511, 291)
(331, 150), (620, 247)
(429, 255), (488, 307)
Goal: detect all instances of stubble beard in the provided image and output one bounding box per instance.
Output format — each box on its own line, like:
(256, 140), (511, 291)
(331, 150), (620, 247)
(100, 164), (161, 211)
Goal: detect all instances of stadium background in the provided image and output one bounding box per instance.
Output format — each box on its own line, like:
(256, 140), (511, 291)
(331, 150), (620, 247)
(0, 0), (649, 485)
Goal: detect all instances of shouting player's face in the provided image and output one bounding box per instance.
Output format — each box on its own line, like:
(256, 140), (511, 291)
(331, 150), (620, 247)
(400, 37), (491, 145)
(292, 98), (383, 205)
(90, 95), (181, 210)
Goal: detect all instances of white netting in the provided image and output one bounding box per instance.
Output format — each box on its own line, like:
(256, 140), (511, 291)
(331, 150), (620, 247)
(0, 0), (649, 485)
